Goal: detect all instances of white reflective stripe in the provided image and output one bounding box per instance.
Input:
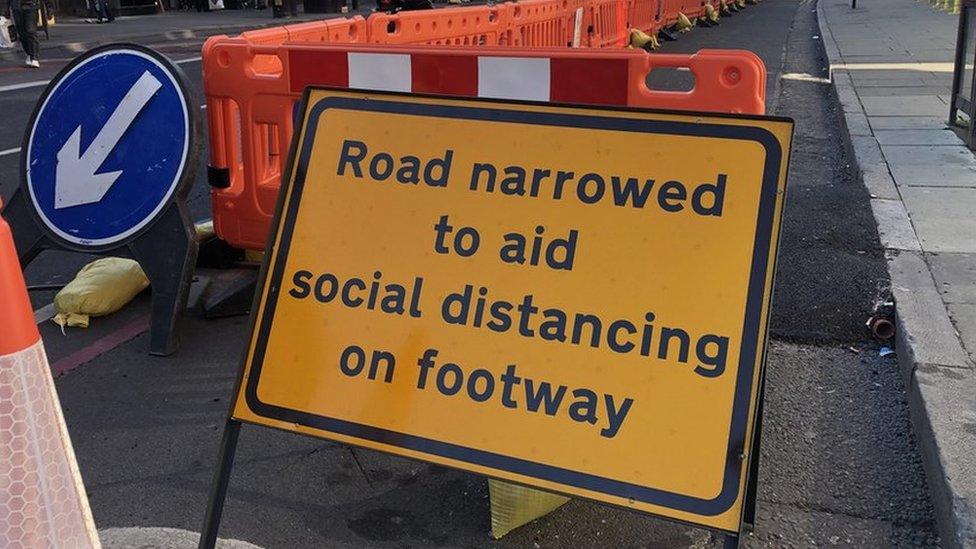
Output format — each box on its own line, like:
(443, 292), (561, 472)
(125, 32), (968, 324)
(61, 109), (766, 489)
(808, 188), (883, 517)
(477, 57), (551, 102)
(347, 53), (412, 93)
(0, 147), (21, 157)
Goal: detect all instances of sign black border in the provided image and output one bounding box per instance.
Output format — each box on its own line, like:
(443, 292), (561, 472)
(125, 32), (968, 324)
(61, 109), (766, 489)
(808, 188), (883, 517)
(239, 93), (786, 520)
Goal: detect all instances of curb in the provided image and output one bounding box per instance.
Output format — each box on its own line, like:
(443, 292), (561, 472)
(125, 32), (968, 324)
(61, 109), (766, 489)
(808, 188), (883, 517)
(817, 2), (976, 548)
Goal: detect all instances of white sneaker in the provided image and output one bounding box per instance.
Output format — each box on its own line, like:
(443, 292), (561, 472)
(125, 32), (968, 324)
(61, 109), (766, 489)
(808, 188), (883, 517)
(24, 56), (31, 66)
(26, 58), (40, 68)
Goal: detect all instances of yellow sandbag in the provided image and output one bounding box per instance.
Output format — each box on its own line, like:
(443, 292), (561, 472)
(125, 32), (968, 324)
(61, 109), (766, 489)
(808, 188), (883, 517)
(628, 28), (658, 50)
(244, 249), (265, 263)
(488, 480), (570, 539)
(53, 258), (149, 329)
(705, 3), (720, 22)
(194, 220), (215, 242)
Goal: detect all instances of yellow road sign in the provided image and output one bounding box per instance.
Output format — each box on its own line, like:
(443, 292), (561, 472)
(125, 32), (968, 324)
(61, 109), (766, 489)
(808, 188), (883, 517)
(232, 88), (793, 532)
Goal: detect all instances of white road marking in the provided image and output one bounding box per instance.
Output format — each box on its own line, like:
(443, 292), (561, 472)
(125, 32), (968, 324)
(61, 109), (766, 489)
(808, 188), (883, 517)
(0, 80), (52, 93)
(33, 303), (57, 324)
(781, 72), (831, 84)
(836, 62), (954, 73)
(0, 56), (202, 94)
(99, 527), (263, 549)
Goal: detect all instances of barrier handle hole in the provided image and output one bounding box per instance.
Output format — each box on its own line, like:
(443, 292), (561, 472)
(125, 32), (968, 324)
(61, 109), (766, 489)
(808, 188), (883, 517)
(217, 50), (232, 69)
(647, 67), (695, 92)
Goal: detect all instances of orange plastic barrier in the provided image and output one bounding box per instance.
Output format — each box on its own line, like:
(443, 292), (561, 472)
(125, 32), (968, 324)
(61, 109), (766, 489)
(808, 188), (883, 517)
(228, 17), (367, 75)
(223, 0), (755, 53)
(202, 42), (766, 250)
(658, 0), (703, 25)
(367, 5), (508, 46)
(690, 0), (710, 19)
(627, 0), (662, 36)
(582, 0), (627, 47)
(284, 16), (368, 44)
(502, 0), (585, 48)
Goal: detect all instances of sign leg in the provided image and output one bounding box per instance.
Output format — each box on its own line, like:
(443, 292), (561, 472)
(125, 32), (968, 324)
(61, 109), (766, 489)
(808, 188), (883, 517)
(199, 419), (242, 549)
(743, 379), (765, 531)
(128, 203), (198, 356)
(723, 532), (740, 549)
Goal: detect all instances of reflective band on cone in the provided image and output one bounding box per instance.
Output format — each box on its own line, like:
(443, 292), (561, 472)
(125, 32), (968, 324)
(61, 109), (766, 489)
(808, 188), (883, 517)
(1, 209), (100, 548)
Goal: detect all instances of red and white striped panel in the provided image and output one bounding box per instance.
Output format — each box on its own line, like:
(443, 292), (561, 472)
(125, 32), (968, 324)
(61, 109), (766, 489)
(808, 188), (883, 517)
(287, 49), (632, 106)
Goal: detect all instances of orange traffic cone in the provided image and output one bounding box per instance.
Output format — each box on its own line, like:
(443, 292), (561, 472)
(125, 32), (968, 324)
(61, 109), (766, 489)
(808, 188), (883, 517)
(1, 208), (100, 548)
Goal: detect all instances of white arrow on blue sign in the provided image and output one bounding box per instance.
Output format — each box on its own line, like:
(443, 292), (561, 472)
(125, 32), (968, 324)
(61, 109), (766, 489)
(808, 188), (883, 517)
(25, 46), (191, 248)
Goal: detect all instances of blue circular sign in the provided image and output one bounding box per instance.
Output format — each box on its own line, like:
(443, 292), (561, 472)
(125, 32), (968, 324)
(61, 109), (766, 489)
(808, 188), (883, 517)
(25, 46), (192, 248)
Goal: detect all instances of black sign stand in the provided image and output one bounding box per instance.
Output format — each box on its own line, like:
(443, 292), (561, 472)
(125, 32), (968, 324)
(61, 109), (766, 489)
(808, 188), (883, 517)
(0, 43), (202, 356)
(199, 418), (242, 549)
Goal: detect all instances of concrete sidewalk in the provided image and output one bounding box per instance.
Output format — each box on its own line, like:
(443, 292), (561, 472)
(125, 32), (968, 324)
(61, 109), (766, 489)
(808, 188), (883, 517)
(818, 0), (976, 547)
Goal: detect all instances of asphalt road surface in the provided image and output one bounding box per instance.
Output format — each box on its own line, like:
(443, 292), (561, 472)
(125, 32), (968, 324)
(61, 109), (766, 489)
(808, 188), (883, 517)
(0, 0), (940, 547)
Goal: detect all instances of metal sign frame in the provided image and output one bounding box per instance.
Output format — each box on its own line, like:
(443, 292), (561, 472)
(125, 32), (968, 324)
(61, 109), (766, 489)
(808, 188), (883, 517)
(199, 86), (792, 548)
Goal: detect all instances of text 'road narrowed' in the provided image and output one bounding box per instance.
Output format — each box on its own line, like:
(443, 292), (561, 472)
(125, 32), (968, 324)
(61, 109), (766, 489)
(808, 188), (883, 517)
(336, 139), (728, 216)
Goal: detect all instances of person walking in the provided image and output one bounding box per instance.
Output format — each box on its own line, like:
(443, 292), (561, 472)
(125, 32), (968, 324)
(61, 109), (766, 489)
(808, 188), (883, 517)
(6, 0), (40, 67)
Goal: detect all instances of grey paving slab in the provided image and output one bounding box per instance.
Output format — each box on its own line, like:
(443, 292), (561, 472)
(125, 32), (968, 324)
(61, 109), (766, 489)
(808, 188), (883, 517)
(852, 70), (952, 80)
(880, 144), (976, 170)
(857, 86), (951, 97)
(889, 251), (974, 367)
(909, 53), (960, 63)
(928, 252), (976, 304)
(947, 304), (976, 361)
(842, 55), (929, 63)
(861, 95), (948, 117)
(874, 130), (964, 146)
(837, 45), (898, 55)
(869, 116), (947, 130)
(889, 162), (976, 188)
(900, 187), (976, 253)
(850, 71), (948, 84)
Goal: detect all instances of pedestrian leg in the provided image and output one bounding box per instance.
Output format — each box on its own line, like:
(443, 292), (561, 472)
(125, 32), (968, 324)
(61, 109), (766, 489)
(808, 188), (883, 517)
(13, 8), (40, 65)
(23, 7), (39, 63)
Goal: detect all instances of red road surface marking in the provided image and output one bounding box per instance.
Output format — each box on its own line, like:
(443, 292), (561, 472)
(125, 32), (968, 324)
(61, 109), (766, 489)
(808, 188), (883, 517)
(50, 314), (150, 377)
